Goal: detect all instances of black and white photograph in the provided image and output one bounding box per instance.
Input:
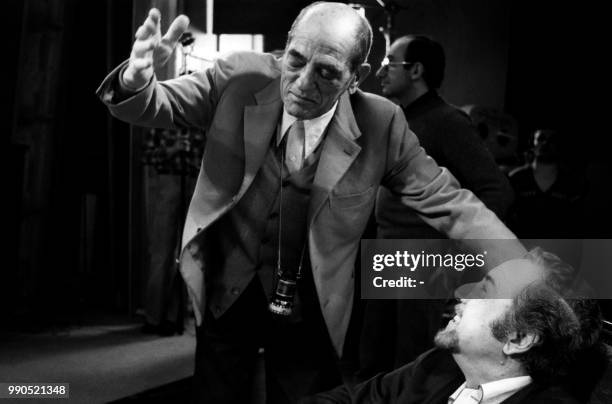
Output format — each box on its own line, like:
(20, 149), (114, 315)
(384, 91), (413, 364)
(3, 0), (611, 403)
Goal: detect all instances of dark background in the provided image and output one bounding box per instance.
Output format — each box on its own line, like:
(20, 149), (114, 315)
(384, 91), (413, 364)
(5, 0), (608, 330)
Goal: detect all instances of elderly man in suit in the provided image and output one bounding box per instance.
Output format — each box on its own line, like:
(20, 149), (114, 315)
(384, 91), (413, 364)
(97, 2), (523, 402)
(306, 248), (602, 404)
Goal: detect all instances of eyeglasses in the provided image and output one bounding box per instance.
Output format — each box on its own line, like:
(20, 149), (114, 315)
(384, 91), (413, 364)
(380, 57), (415, 69)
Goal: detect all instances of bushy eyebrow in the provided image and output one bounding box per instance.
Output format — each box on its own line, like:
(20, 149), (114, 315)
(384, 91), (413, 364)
(287, 49), (307, 64)
(286, 48), (344, 78)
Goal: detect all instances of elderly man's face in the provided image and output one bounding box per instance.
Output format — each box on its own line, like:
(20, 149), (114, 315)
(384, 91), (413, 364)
(281, 13), (358, 119)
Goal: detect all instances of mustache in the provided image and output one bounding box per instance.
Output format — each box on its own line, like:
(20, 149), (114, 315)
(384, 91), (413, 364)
(442, 298), (460, 321)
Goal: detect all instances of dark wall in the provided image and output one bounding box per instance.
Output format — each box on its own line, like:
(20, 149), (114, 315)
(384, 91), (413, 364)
(505, 0), (578, 151)
(364, 0), (510, 108)
(9, 0), (132, 328)
(505, 0), (605, 171)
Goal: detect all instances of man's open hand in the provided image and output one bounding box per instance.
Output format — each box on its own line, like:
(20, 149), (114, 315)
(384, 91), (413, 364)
(122, 8), (190, 90)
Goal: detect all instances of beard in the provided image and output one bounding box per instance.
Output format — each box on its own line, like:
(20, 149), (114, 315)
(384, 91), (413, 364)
(434, 327), (460, 353)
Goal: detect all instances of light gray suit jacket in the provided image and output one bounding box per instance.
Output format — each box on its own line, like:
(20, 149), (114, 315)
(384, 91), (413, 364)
(97, 52), (521, 355)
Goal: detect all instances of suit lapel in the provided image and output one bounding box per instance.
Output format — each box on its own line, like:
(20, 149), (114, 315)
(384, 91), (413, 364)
(309, 92), (362, 223)
(240, 84), (362, 221)
(239, 78), (283, 197)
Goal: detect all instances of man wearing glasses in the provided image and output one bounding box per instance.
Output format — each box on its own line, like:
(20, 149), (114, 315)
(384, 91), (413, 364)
(375, 35), (513, 238)
(357, 35), (515, 380)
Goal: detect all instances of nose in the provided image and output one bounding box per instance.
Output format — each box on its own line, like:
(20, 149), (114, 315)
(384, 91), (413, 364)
(454, 282), (480, 299)
(376, 65), (386, 79)
(294, 64), (317, 92)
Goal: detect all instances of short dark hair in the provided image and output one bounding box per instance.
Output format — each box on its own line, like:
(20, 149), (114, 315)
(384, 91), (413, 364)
(490, 284), (601, 382)
(400, 35), (445, 89)
(287, 2), (373, 72)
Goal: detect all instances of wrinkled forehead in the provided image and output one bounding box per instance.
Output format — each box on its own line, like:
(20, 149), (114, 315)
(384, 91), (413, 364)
(286, 38), (352, 74)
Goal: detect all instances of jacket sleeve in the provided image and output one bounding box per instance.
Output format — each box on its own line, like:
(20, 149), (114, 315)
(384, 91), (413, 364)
(299, 374), (389, 404)
(95, 54), (252, 130)
(300, 351), (425, 404)
(382, 106), (525, 262)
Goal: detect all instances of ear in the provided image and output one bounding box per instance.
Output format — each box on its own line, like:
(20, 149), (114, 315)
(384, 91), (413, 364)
(410, 62), (424, 81)
(502, 331), (541, 356)
(348, 63), (371, 94)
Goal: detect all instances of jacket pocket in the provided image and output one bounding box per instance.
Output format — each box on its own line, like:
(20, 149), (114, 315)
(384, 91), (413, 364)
(329, 186), (375, 210)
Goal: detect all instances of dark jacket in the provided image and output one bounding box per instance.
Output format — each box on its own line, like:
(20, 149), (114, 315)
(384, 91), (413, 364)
(376, 91), (514, 238)
(304, 348), (580, 404)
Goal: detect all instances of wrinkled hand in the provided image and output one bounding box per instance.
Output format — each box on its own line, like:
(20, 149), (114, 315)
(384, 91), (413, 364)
(122, 8), (190, 90)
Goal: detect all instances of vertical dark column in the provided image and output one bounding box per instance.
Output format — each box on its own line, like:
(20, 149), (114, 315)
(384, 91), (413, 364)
(106, 0), (135, 313)
(3, 1), (27, 329)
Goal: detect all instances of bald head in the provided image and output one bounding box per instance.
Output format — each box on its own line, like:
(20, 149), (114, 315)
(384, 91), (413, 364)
(288, 2), (372, 72)
(280, 2), (373, 119)
(455, 247), (576, 299)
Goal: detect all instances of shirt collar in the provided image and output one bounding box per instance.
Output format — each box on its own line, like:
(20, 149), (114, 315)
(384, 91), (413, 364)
(277, 101), (338, 157)
(449, 376), (532, 404)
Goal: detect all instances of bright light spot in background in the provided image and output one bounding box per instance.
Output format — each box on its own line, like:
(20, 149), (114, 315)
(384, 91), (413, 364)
(219, 34), (264, 55)
(175, 31), (264, 74)
(177, 31), (217, 72)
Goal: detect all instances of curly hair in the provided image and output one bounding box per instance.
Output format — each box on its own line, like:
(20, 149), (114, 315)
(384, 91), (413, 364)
(490, 283), (601, 382)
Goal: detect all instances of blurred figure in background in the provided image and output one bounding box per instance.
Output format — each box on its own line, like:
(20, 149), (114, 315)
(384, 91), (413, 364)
(461, 104), (521, 175)
(141, 172), (184, 335)
(508, 129), (587, 238)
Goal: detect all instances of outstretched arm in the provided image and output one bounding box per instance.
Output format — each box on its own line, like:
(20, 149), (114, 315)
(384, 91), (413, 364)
(97, 9), (219, 129)
(383, 106), (526, 265)
(122, 8), (189, 91)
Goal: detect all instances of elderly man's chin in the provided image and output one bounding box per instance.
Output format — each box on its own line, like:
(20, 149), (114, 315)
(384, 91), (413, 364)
(284, 101), (325, 120)
(285, 103), (310, 120)
(434, 327), (460, 353)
